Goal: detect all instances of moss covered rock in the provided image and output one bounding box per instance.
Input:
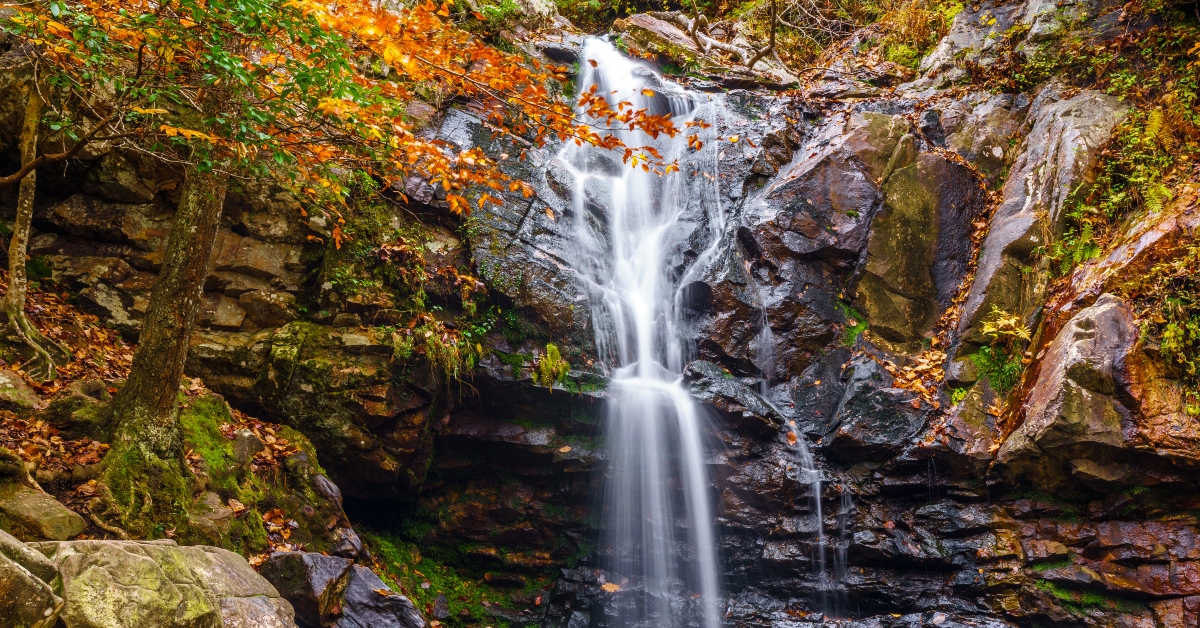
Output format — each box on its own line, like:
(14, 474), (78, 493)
(91, 391), (355, 557)
(0, 481), (87, 541)
(33, 539), (294, 628)
(188, 322), (438, 500)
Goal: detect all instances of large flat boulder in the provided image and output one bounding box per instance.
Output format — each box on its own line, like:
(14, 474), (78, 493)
(31, 539), (296, 628)
(0, 481), (87, 541)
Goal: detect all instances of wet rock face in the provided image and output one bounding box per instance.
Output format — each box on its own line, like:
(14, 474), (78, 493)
(957, 84), (1129, 343)
(855, 151), (986, 345)
(1000, 293), (1200, 494)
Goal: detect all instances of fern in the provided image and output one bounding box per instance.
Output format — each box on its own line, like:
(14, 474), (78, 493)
(1145, 108), (1164, 144)
(1143, 182), (1173, 213)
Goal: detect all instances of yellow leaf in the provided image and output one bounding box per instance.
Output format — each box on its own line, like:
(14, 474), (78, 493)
(558, 446), (571, 453)
(132, 106), (169, 115)
(159, 125), (216, 143)
(641, 89), (655, 97)
(727, 135), (739, 143)
(544, 206), (555, 221)
(600, 583), (620, 593)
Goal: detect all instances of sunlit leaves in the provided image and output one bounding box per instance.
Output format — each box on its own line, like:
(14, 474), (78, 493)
(4, 0), (679, 223)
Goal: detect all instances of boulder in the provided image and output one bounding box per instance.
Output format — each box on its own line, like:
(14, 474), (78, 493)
(80, 151), (158, 204)
(997, 294), (1158, 491)
(261, 552), (425, 628)
(335, 565), (425, 628)
(0, 528), (57, 582)
(200, 293), (247, 331)
(260, 552), (353, 627)
(221, 179), (309, 244)
(0, 481), (87, 541)
(36, 378), (113, 441)
(936, 92), (1031, 186)
(958, 85), (1128, 342)
(0, 368), (39, 414)
(187, 491), (235, 539)
(0, 551), (63, 628)
(825, 356), (929, 462)
(209, 229), (303, 287)
(684, 360), (779, 435)
(33, 539), (296, 628)
(853, 151), (986, 345)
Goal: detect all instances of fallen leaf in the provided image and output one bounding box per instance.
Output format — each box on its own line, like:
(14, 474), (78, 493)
(600, 583), (620, 593)
(558, 446), (571, 453)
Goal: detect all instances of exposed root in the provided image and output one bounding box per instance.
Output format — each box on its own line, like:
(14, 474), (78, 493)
(86, 496), (131, 540)
(0, 445), (45, 492)
(4, 306), (71, 382)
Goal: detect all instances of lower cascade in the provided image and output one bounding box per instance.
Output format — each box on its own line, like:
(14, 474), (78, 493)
(558, 39), (727, 628)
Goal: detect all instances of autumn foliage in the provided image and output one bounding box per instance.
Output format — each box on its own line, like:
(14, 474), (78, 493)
(3, 0), (679, 225)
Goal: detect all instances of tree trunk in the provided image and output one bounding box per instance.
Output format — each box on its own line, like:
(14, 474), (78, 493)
(3, 88), (70, 381)
(109, 164), (228, 459)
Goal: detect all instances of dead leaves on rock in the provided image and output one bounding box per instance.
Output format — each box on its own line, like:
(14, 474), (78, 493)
(0, 410), (109, 475)
(0, 272), (134, 394)
(870, 348), (947, 408)
(219, 408), (300, 470)
(262, 507), (302, 553)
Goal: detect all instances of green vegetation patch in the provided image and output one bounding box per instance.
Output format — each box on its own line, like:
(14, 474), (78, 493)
(1035, 579), (1145, 616)
(839, 302), (869, 346)
(364, 528), (553, 628)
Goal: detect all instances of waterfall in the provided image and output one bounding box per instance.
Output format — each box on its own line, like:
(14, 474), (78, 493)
(556, 39), (725, 628)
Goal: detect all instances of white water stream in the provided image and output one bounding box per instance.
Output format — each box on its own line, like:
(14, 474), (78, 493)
(556, 39), (726, 628)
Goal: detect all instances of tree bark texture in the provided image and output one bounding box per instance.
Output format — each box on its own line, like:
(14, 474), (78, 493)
(110, 164), (228, 458)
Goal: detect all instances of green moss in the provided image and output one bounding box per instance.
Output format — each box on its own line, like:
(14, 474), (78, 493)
(1035, 579), (1145, 615)
(884, 43), (921, 69)
(95, 392), (345, 555)
(494, 350), (529, 378)
(568, 373), (607, 394)
(98, 441), (195, 542)
(949, 386), (969, 406)
(26, 256), (53, 282)
(363, 529), (551, 628)
(1030, 556), (1074, 572)
(839, 302), (869, 346)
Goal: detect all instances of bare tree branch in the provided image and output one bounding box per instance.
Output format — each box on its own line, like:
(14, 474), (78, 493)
(0, 111), (120, 187)
(746, 0), (777, 71)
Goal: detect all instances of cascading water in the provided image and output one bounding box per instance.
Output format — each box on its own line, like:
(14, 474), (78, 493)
(555, 39), (726, 628)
